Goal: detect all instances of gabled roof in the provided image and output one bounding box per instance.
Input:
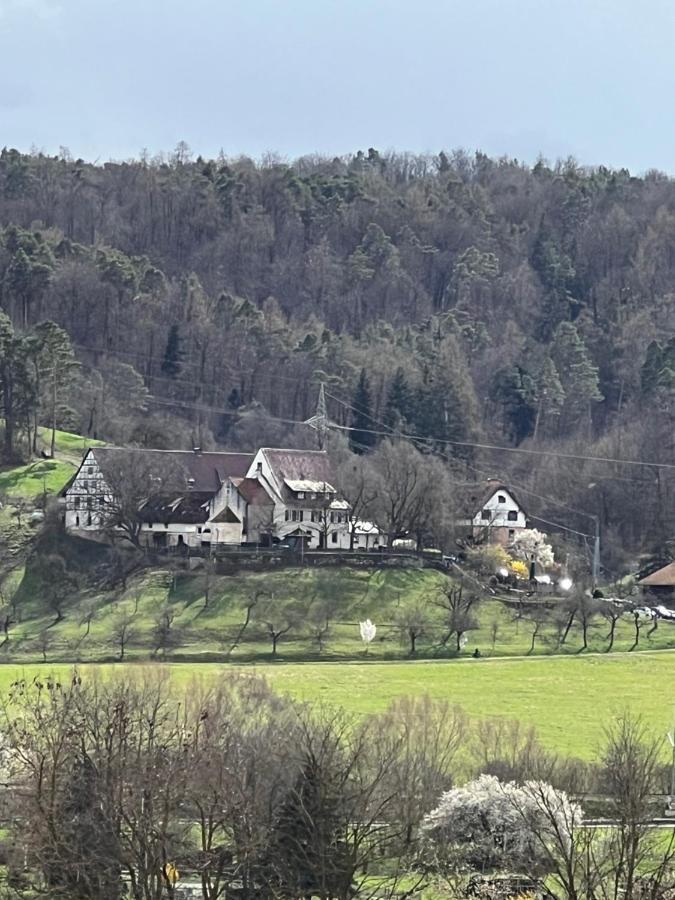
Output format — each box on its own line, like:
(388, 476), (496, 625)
(234, 477), (274, 506)
(261, 448), (333, 486)
(478, 481), (525, 512)
(88, 447), (254, 493)
(639, 562), (675, 587)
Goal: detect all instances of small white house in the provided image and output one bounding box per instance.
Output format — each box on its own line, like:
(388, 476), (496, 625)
(469, 480), (527, 547)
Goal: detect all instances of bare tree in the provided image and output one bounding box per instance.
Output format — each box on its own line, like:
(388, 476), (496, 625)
(97, 450), (185, 548)
(395, 599), (433, 655)
(252, 592), (303, 657)
(111, 608), (136, 660)
(434, 583), (480, 653)
(600, 714), (675, 900)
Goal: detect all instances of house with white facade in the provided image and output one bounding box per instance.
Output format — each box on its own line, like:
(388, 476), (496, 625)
(461, 479), (528, 547)
(63, 445), (376, 551)
(245, 447), (356, 549)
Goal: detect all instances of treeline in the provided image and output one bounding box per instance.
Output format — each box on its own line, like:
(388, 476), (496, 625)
(0, 146), (674, 562)
(0, 672), (671, 899)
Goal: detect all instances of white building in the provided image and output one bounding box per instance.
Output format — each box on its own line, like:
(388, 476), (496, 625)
(63, 445), (363, 551)
(470, 480), (527, 547)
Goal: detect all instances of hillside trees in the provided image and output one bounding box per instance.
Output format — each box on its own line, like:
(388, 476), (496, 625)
(1, 148), (675, 554)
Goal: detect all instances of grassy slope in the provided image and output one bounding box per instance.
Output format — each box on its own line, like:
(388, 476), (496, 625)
(8, 558), (675, 663)
(0, 427), (102, 498)
(0, 652), (673, 759)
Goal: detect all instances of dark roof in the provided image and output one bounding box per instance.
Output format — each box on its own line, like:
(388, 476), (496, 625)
(261, 448), (334, 499)
(139, 491), (212, 524)
(234, 477), (274, 506)
(90, 447), (254, 493)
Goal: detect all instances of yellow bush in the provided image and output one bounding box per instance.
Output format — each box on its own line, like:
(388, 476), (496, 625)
(509, 559), (529, 579)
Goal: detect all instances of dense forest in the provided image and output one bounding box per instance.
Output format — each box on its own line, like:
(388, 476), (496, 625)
(0, 144), (674, 568)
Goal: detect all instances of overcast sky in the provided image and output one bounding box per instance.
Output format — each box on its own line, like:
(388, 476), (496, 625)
(2, 0), (674, 172)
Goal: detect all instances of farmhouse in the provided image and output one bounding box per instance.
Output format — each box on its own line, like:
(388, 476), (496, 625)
(62, 445), (384, 550)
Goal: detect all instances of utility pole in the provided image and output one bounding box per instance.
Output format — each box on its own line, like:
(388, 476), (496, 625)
(592, 515), (601, 584)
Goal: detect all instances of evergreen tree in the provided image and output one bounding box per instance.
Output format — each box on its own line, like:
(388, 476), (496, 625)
(551, 322), (602, 431)
(383, 367), (413, 432)
(267, 753), (353, 899)
(161, 324), (183, 379)
(33, 320), (80, 457)
(532, 356), (565, 439)
(349, 368), (376, 453)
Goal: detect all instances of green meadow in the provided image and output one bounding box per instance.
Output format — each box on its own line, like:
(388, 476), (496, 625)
(1, 652), (673, 759)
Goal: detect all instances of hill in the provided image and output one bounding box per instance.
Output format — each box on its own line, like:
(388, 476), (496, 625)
(0, 148), (674, 567)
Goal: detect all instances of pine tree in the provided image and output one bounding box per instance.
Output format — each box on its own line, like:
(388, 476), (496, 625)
(161, 324), (182, 379)
(383, 367), (413, 432)
(349, 368), (376, 453)
(532, 356), (565, 440)
(551, 322), (602, 431)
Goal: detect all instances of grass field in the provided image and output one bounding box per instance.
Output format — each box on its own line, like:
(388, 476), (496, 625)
(1, 652), (673, 759)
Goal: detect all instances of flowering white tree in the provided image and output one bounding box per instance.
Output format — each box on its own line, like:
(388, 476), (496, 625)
(509, 528), (555, 569)
(422, 774), (581, 875)
(359, 619), (376, 654)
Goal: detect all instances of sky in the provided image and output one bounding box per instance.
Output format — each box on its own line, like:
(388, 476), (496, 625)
(2, 0), (675, 172)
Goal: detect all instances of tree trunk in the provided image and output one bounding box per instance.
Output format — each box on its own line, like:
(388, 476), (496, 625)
(561, 610), (576, 644)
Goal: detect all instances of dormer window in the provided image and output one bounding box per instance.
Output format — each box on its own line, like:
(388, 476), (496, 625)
(498, 494), (506, 504)
(481, 509), (491, 520)
(297, 491), (305, 499)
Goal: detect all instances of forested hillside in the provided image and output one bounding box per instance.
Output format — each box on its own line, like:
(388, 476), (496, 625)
(0, 145), (674, 566)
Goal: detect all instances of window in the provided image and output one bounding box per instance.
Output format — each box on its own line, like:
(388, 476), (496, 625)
(148, 522), (153, 528)
(498, 494), (506, 504)
(98, 497), (105, 507)
(330, 512), (335, 523)
(507, 510), (518, 522)
(197, 527), (202, 534)
(298, 511), (304, 522)
(508, 529), (515, 539)
(331, 532), (338, 544)
(285, 510), (290, 521)
(165, 523), (169, 529)
(311, 492), (317, 499)
(297, 491), (305, 499)
(87, 466), (94, 475)
(481, 509), (491, 521)
(310, 511), (317, 523)
(73, 497), (81, 509)
(75, 515), (80, 527)
(292, 510), (298, 522)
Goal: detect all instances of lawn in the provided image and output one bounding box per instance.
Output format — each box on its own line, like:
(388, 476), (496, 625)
(0, 652), (673, 759)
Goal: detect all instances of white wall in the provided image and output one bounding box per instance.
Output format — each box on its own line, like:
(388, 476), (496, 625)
(472, 489), (526, 529)
(64, 449), (113, 531)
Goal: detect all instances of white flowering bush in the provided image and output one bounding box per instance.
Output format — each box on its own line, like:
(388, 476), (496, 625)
(509, 529), (555, 569)
(359, 619), (376, 654)
(422, 774), (580, 874)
